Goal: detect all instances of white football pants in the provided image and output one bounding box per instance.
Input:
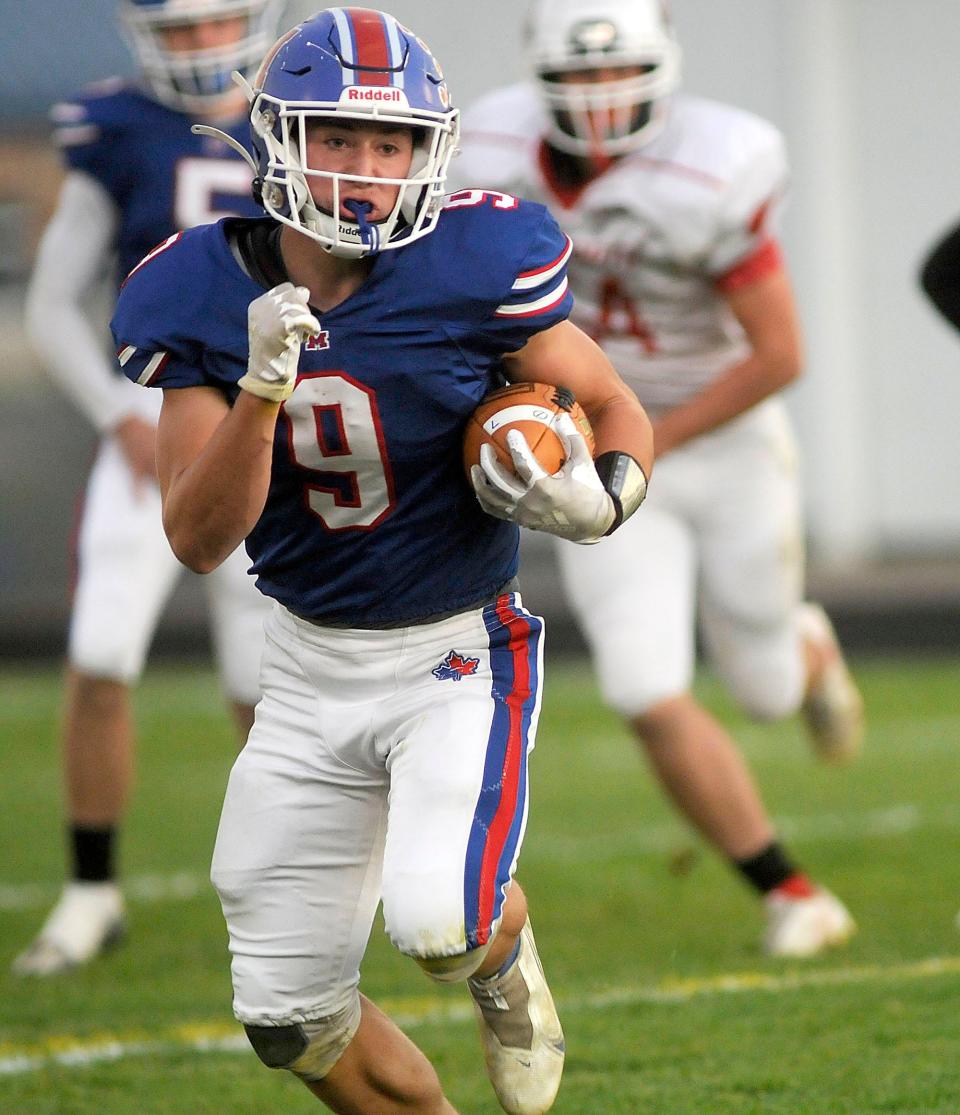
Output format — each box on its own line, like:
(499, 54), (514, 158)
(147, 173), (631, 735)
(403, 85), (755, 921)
(211, 594), (544, 1025)
(559, 399), (806, 721)
(68, 434), (269, 703)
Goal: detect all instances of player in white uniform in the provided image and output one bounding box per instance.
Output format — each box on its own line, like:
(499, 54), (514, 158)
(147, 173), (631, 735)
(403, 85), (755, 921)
(455, 0), (864, 957)
(14, 0), (284, 978)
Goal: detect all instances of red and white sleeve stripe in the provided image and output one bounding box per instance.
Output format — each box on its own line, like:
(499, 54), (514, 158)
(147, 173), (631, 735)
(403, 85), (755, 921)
(495, 236), (572, 318)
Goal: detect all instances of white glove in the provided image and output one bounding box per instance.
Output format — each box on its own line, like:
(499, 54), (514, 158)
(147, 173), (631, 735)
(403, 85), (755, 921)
(470, 411), (615, 543)
(238, 282), (321, 402)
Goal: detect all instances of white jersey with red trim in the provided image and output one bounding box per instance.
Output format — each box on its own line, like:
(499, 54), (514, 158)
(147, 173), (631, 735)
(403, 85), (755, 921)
(456, 85), (788, 413)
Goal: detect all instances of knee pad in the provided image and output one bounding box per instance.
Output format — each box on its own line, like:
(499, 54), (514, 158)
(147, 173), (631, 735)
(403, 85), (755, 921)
(416, 942), (490, 984)
(244, 996), (361, 1082)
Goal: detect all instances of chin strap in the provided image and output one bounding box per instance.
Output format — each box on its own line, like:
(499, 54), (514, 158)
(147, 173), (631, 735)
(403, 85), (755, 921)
(343, 199), (380, 254)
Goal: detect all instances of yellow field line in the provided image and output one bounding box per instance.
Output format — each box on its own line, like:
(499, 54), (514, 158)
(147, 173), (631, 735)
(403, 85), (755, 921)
(3, 954), (960, 1077)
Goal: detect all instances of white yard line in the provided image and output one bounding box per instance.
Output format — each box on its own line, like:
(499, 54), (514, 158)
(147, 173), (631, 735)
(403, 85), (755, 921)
(0, 872), (206, 912)
(527, 802), (960, 860)
(2, 955), (960, 1078)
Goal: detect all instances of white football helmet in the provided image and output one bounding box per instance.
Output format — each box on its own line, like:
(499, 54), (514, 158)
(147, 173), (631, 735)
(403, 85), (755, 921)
(526, 0), (681, 156)
(119, 0), (285, 114)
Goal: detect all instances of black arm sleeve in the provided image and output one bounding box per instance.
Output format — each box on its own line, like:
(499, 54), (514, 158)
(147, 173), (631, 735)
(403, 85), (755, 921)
(919, 220), (960, 333)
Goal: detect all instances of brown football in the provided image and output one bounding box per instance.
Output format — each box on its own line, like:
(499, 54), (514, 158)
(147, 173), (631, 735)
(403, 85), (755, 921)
(463, 381), (595, 479)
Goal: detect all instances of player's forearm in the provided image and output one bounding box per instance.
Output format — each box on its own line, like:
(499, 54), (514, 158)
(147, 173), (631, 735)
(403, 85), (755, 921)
(586, 391), (654, 480)
(652, 348), (800, 458)
(25, 171), (131, 432)
(161, 393), (278, 572)
(506, 320), (654, 474)
(26, 292), (141, 432)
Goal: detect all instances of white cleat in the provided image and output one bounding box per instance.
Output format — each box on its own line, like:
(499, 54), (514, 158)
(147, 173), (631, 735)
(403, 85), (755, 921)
(764, 882), (856, 958)
(468, 918), (565, 1115)
(798, 603), (865, 765)
(11, 882), (125, 977)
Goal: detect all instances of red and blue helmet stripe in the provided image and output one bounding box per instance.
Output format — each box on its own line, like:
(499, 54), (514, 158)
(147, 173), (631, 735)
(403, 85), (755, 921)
(256, 7), (449, 110)
(330, 6), (407, 87)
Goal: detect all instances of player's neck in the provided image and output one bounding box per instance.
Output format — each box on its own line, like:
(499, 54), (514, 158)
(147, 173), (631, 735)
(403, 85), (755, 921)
(545, 143), (616, 187)
(279, 226), (373, 312)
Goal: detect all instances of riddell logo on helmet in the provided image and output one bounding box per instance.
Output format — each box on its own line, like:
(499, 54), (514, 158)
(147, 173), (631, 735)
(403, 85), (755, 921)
(341, 87), (408, 105)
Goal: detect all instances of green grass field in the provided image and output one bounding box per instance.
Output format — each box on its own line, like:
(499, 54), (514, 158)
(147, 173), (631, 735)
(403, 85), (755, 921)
(2, 656), (960, 1114)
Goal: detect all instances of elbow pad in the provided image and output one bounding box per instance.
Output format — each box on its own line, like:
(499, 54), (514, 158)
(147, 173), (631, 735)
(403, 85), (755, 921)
(594, 451), (648, 535)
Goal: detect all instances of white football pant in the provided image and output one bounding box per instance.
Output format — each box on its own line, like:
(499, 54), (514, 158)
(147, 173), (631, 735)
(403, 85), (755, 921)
(559, 399), (806, 721)
(211, 595), (544, 1025)
(68, 433), (268, 704)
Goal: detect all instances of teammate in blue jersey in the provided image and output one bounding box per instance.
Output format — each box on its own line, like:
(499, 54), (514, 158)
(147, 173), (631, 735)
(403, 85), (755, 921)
(14, 0), (285, 978)
(112, 9), (652, 1113)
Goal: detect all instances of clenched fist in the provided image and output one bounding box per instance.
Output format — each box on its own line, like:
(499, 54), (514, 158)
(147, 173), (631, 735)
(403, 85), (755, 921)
(238, 282), (321, 402)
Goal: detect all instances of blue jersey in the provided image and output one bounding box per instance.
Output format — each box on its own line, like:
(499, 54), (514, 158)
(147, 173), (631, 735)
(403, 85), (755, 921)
(112, 195), (574, 625)
(51, 78), (261, 283)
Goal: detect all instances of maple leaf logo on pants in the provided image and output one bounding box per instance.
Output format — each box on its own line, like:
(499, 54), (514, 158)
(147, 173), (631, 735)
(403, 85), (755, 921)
(431, 650), (481, 681)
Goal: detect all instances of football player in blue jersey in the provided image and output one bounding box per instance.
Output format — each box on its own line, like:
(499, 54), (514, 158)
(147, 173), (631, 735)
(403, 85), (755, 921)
(14, 0), (286, 978)
(111, 9), (652, 1113)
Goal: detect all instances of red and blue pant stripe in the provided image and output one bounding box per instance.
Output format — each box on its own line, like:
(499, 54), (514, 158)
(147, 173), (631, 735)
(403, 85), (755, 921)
(463, 593), (543, 949)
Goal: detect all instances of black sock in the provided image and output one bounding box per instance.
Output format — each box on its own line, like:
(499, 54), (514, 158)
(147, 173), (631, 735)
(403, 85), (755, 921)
(70, 824), (116, 884)
(733, 840), (798, 895)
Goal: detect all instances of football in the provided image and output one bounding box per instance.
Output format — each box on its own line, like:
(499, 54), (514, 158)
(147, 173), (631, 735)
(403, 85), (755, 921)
(463, 381), (595, 479)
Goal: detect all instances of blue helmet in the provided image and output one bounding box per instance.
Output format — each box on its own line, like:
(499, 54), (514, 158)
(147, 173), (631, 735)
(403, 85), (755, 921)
(119, 0), (285, 114)
(249, 7), (460, 257)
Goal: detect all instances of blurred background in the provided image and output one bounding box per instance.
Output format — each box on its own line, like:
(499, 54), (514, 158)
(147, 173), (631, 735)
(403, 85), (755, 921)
(1, 0), (958, 659)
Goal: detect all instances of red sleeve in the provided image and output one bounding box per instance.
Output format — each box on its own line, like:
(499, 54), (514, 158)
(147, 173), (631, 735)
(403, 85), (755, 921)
(715, 237), (784, 294)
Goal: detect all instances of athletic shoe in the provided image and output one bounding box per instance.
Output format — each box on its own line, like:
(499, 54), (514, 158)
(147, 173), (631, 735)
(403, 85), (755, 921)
(468, 918), (565, 1115)
(798, 602), (865, 764)
(11, 882), (125, 977)
(763, 876), (856, 958)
